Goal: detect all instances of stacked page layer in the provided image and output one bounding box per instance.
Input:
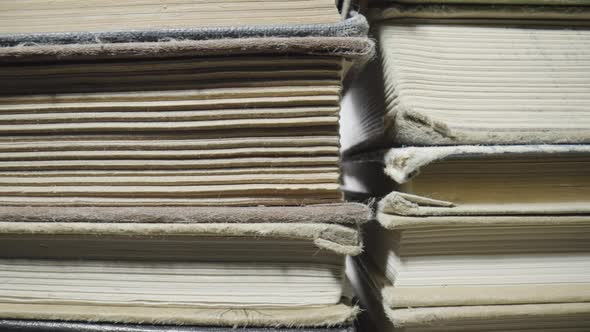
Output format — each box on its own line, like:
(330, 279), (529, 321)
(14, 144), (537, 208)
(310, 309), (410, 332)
(348, 23), (590, 146)
(0, 0), (340, 33)
(0, 9), (374, 206)
(0, 55), (346, 206)
(348, 256), (590, 331)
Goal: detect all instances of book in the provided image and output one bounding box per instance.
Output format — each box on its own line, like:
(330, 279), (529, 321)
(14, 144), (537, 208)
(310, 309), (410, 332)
(0, 16), (373, 206)
(342, 22), (590, 148)
(0, 55), (343, 206)
(0, 0), (340, 34)
(348, 256), (590, 331)
(379, 145), (590, 217)
(363, 219), (590, 305)
(0, 204), (367, 326)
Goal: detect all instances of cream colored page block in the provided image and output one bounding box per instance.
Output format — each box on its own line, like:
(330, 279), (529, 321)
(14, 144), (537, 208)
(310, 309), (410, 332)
(0, 0), (340, 33)
(400, 157), (590, 205)
(0, 173), (339, 186)
(379, 24), (590, 144)
(0, 136), (339, 151)
(0, 196), (341, 206)
(0, 156), (339, 170)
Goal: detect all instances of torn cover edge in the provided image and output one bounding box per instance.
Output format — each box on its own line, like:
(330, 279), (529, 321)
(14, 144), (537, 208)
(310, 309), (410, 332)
(383, 144), (590, 184)
(384, 302), (590, 328)
(378, 191), (590, 221)
(0, 302), (360, 328)
(378, 211), (590, 229)
(0, 37), (375, 65)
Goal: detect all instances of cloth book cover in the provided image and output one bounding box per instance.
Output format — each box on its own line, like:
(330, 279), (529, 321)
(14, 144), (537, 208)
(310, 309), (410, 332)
(0, 203), (368, 327)
(0, 13), (373, 207)
(341, 22), (590, 151)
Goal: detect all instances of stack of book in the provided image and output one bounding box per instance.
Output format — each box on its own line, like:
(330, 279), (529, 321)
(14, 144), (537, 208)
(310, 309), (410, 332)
(343, 0), (590, 330)
(0, 1), (372, 331)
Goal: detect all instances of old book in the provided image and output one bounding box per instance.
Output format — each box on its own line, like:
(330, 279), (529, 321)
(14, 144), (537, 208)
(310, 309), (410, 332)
(363, 219), (590, 304)
(378, 145), (590, 218)
(0, 20), (375, 206)
(344, 145), (590, 214)
(0, 203), (367, 327)
(348, 255), (590, 331)
(0, 0), (341, 34)
(0, 56), (343, 205)
(341, 23), (590, 148)
(352, 199), (590, 330)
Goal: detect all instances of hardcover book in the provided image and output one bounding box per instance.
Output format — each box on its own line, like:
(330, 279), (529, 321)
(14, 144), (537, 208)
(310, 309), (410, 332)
(0, 0), (342, 34)
(0, 14), (373, 206)
(0, 204), (368, 327)
(342, 23), (590, 150)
